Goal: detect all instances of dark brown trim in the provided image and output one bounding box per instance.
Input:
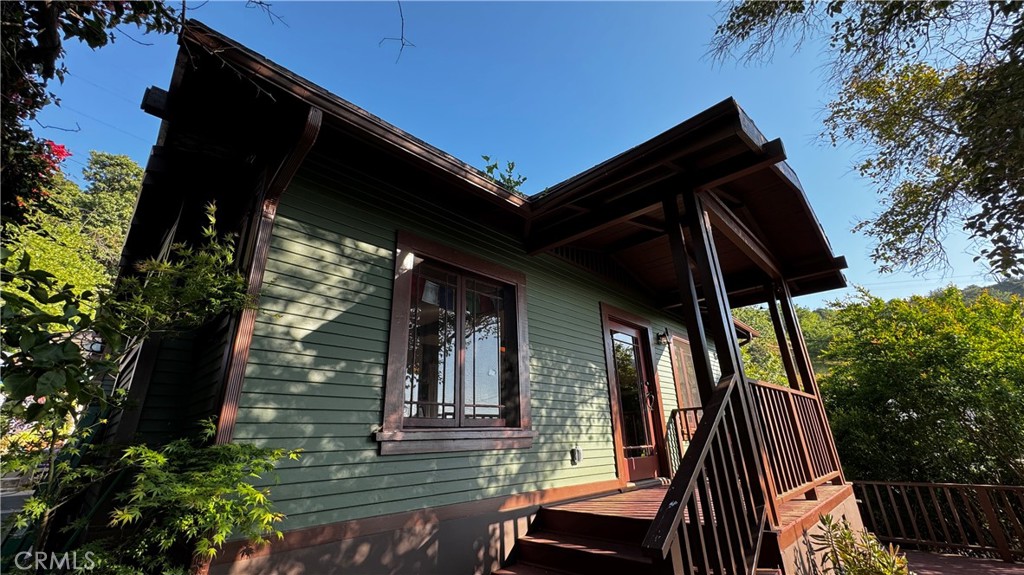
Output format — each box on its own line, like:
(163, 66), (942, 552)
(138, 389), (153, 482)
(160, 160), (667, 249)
(700, 190), (782, 280)
(214, 105), (323, 445)
(599, 303), (670, 485)
(379, 231), (532, 454)
(212, 478), (624, 565)
(184, 23), (527, 212)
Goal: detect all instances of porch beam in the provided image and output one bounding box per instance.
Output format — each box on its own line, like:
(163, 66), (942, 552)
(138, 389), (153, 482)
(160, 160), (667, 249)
(700, 190), (782, 280)
(528, 139), (785, 254)
(687, 138), (786, 193)
(527, 183), (671, 254)
(679, 191), (741, 377)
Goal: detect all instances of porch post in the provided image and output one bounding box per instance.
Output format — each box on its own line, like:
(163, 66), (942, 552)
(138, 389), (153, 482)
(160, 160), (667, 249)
(661, 193), (716, 405)
(663, 188), (780, 526)
(777, 281), (846, 484)
(764, 283), (801, 391)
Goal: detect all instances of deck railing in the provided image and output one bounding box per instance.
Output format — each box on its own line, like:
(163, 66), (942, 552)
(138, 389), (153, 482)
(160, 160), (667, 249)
(749, 381), (842, 507)
(644, 374), (767, 574)
(854, 481), (1024, 563)
(666, 407), (705, 476)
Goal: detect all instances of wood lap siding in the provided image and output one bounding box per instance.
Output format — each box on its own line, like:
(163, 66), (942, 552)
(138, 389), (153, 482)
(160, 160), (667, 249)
(233, 151), (690, 533)
(135, 336), (195, 443)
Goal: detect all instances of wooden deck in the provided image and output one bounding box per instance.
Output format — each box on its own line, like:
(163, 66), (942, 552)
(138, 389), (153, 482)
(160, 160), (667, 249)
(905, 551), (1024, 575)
(547, 485), (669, 520)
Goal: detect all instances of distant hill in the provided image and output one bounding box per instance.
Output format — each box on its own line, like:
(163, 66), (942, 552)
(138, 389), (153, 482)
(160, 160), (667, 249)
(959, 279), (1024, 301)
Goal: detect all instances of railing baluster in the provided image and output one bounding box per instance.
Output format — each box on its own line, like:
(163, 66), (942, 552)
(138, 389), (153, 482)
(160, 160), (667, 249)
(706, 437), (739, 575)
(943, 486), (970, 547)
(900, 486), (922, 542)
(914, 485), (938, 544)
(998, 489), (1024, 546)
(854, 482), (1023, 563)
(885, 484), (909, 540)
(856, 484), (877, 534)
(873, 484), (894, 538)
(959, 487), (989, 552)
(929, 485), (954, 546)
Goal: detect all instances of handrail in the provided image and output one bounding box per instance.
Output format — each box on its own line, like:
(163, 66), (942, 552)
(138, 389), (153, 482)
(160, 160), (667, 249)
(643, 374), (767, 574)
(854, 481), (1024, 563)
(749, 379), (842, 509)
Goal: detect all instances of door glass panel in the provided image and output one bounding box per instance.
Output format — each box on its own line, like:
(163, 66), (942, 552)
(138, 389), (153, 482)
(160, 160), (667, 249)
(612, 331), (653, 458)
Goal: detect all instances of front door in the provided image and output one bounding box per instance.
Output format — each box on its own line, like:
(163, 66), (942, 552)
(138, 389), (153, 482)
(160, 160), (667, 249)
(608, 321), (661, 481)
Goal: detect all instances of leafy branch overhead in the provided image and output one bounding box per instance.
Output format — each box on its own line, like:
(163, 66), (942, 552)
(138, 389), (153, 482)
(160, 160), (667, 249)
(712, 1), (1024, 277)
(482, 155), (528, 197)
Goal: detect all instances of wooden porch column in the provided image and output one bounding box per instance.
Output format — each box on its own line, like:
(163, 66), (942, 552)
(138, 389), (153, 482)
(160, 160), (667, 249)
(663, 188), (779, 525)
(662, 193), (716, 405)
(764, 283), (801, 391)
(777, 281), (846, 483)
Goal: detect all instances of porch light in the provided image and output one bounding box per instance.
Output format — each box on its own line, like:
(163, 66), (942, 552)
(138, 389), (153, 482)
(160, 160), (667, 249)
(656, 328), (671, 346)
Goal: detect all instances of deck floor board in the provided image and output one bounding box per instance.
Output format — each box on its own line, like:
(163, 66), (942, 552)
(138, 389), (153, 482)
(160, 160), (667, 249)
(548, 486), (668, 520)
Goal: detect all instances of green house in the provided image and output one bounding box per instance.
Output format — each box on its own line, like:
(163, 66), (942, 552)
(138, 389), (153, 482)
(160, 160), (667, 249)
(116, 21), (863, 575)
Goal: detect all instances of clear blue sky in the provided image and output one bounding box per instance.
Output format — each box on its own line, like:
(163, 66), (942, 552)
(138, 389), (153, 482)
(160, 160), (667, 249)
(35, 1), (993, 308)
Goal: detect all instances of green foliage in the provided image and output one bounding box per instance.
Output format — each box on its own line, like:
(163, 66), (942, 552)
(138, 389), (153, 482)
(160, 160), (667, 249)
(712, 1), (1024, 277)
(0, 203), (246, 425)
(1, 203), (252, 566)
(820, 287), (1024, 484)
(2, 153), (147, 317)
(733, 305), (837, 385)
(77, 152), (145, 275)
(959, 278), (1024, 303)
(482, 155), (528, 196)
(70, 420), (300, 574)
(112, 203), (251, 338)
(733, 306), (788, 384)
(808, 514), (913, 575)
(0, 1), (177, 223)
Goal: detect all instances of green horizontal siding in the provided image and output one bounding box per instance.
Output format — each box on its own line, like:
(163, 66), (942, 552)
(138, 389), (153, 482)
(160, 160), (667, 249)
(235, 147), (695, 533)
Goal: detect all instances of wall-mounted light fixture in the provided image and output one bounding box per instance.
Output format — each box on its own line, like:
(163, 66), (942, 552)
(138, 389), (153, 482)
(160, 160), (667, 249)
(656, 328), (671, 346)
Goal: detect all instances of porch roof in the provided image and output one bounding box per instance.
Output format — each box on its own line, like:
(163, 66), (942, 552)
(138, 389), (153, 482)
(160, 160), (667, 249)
(130, 21), (846, 308)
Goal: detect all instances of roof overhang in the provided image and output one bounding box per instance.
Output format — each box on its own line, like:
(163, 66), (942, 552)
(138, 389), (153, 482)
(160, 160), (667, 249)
(127, 20), (846, 309)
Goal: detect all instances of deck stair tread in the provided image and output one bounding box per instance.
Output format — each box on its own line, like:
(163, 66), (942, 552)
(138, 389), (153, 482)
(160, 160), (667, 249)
(519, 531), (654, 563)
(493, 562), (575, 575)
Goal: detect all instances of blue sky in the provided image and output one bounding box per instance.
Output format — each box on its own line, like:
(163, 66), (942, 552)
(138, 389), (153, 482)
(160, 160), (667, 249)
(35, 1), (994, 308)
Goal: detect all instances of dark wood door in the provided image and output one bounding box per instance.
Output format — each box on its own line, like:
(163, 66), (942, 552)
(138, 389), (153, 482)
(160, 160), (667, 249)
(608, 322), (660, 481)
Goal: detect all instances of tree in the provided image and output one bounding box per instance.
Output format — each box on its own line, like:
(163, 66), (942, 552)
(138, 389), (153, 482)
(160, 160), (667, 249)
(2, 151), (144, 314)
(712, 1), (1024, 277)
(0, 1), (177, 223)
(77, 151), (145, 275)
(733, 305), (837, 385)
(1, 205), (264, 569)
(819, 287), (1024, 484)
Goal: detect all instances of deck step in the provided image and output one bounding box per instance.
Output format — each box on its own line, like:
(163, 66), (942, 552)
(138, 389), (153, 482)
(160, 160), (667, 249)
(493, 562), (572, 575)
(517, 530), (655, 574)
(534, 507), (652, 544)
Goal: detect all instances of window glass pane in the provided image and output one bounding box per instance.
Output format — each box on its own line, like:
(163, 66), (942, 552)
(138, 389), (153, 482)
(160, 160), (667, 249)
(405, 259), (458, 420)
(464, 278), (506, 420)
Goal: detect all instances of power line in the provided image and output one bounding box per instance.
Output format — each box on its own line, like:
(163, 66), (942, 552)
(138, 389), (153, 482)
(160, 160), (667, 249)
(65, 71), (138, 106)
(58, 104), (151, 143)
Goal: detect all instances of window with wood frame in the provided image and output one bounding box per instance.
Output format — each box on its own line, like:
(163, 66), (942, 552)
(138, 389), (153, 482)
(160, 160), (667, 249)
(376, 232), (533, 455)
